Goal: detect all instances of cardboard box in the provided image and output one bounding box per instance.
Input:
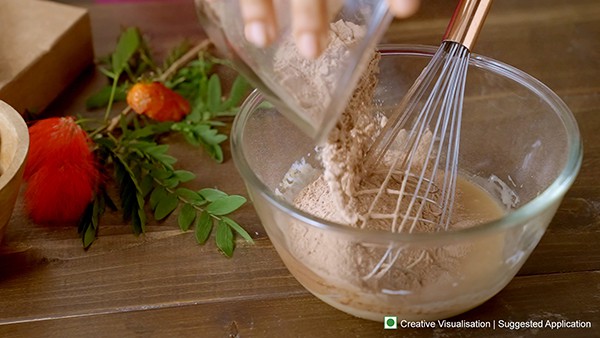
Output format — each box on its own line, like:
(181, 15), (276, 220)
(0, 0), (93, 115)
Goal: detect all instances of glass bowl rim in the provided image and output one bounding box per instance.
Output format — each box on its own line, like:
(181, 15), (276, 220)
(231, 44), (583, 244)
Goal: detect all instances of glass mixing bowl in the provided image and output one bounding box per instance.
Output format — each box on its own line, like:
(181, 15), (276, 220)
(231, 45), (582, 321)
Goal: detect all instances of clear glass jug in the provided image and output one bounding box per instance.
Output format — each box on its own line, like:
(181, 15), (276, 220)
(195, 0), (392, 142)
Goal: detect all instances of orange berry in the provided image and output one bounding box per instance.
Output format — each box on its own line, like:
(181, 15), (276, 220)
(127, 82), (190, 122)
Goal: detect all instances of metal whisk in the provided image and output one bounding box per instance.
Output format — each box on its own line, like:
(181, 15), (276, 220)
(363, 0), (493, 230)
(357, 0), (493, 280)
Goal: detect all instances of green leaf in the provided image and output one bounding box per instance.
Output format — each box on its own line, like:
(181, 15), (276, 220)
(150, 168), (172, 180)
(112, 27), (141, 75)
(86, 85), (128, 110)
(151, 121), (175, 134)
(206, 120), (226, 127)
(128, 140), (156, 151)
(92, 195), (104, 228)
(222, 216), (254, 244)
(196, 126), (227, 145)
(181, 131), (200, 147)
(146, 144), (169, 156)
(222, 76), (249, 109)
(133, 113), (142, 130)
(83, 223), (97, 248)
(155, 154), (177, 167)
(174, 170), (196, 183)
(207, 132), (228, 145)
(119, 112), (130, 135)
(191, 126), (226, 163)
(163, 176), (180, 189)
(78, 201), (98, 249)
(150, 186), (168, 209)
(78, 201), (94, 234)
(135, 192), (147, 233)
(154, 193), (179, 220)
(205, 195), (246, 216)
(129, 141), (156, 158)
(178, 203), (196, 231)
(216, 219), (234, 257)
(207, 74), (222, 113)
(257, 101), (274, 109)
(103, 189), (118, 212)
(117, 155), (143, 190)
(140, 173), (154, 198)
(198, 188), (227, 202)
(215, 108), (240, 117)
(206, 144), (224, 163)
(113, 155), (146, 235)
(128, 126), (158, 140)
(176, 188), (205, 204)
(183, 109), (202, 124)
(98, 66), (116, 79)
(93, 136), (117, 150)
(195, 211), (212, 244)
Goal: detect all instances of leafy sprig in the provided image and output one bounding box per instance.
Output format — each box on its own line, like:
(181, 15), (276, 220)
(78, 27), (252, 256)
(101, 27), (141, 121)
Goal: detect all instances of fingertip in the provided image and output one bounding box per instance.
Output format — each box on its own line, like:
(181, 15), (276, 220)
(240, 0), (277, 47)
(297, 32), (320, 59)
(388, 0), (420, 18)
(292, 0), (328, 58)
(245, 21), (269, 47)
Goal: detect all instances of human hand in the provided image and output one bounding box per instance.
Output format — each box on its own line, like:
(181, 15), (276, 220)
(240, 0), (420, 58)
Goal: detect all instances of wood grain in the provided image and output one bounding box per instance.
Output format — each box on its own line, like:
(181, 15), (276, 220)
(1, 271), (598, 337)
(1, 0), (599, 336)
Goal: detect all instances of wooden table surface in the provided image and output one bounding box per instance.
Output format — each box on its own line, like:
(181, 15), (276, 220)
(1, 0), (599, 337)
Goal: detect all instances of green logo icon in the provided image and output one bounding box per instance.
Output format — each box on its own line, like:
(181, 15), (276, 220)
(384, 316), (397, 329)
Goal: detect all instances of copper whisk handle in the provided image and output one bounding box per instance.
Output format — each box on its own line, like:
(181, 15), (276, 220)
(443, 0), (493, 51)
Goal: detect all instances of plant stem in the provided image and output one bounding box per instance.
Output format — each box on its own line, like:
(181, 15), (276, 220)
(107, 106), (132, 132)
(159, 39), (212, 82)
(104, 77), (119, 122)
(164, 185), (222, 221)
